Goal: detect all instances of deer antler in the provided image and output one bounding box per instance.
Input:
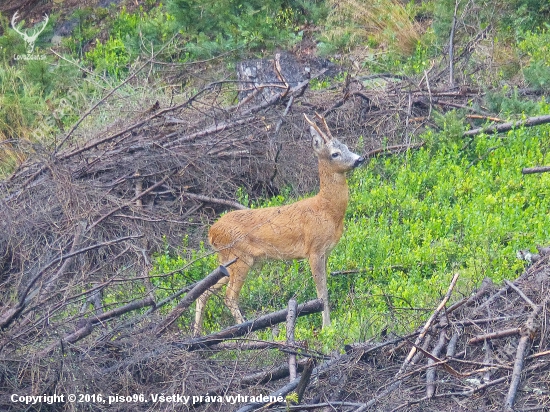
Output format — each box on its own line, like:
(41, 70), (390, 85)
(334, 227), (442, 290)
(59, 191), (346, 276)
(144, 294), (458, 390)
(304, 114), (331, 143)
(11, 11), (49, 54)
(314, 112), (335, 140)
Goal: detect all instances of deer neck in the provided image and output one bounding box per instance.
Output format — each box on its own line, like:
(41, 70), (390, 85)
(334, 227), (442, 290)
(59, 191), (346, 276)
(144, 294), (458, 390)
(317, 160), (349, 216)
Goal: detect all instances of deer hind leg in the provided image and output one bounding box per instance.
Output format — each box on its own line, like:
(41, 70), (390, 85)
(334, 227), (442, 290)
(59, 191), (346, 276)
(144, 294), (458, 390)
(194, 275), (229, 336)
(224, 257), (253, 325)
(309, 253), (331, 327)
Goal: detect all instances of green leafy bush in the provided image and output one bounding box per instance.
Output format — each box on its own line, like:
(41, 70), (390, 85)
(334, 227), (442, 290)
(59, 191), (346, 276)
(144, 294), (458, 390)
(166, 0), (311, 57)
(85, 36), (131, 79)
(517, 28), (550, 90)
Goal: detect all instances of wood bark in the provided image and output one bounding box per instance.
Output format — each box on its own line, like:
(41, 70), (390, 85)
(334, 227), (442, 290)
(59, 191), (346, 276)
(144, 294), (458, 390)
(464, 114), (550, 137)
(155, 265), (230, 335)
(175, 299), (323, 351)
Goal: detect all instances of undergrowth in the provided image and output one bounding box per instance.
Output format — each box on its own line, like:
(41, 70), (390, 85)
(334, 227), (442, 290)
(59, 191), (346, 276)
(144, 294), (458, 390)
(155, 101), (550, 350)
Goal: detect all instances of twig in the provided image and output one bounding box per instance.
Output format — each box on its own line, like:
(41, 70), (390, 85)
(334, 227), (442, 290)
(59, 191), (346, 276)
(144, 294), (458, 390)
(0, 234), (142, 330)
(87, 173), (174, 232)
(38, 296), (155, 356)
(398, 272), (460, 376)
(364, 142), (425, 159)
(504, 279), (537, 310)
(54, 33), (179, 152)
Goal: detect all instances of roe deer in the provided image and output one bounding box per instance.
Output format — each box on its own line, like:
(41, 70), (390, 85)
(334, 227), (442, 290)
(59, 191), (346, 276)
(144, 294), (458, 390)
(194, 113), (365, 334)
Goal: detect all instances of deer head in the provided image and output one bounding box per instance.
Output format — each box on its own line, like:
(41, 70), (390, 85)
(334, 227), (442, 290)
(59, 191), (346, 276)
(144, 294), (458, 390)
(11, 11), (49, 55)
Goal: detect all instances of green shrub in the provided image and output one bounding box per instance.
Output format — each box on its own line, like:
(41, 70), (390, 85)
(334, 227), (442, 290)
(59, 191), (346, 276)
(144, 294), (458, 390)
(166, 0), (310, 58)
(85, 36), (131, 79)
(517, 29), (550, 90)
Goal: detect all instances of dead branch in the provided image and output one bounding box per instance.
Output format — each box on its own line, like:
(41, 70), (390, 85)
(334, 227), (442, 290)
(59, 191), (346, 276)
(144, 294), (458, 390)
(155, 264), (230, 335)
(182, 192), (248, 210)
(504, 279), (537, 310)
(236, 355), (345, 412)
(364, 142), (425, 159)
(504, 298), (547, 410)
(39, 296), (155, 356)
(295, 358), (315, 403)
(522, 166), (550, 175)
(426, 329), (447, 397)
(468, 328), (522, 344)
(463, 114), (550, 137)
(175, 299), (323, 351)
(398, 272), (460, 376)
(286, 298), (298, 381)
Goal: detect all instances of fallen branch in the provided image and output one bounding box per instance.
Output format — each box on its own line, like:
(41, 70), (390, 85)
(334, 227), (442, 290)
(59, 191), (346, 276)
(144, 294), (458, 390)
(197, 360), (308, 404)
(0, 234), (143, 330)
(236, 355), (344, 412)
(463, 114), (550, 137)
(174, 299), (323, 351)
(39, 296), (155, 356)
(504, 298), (547, 411)
(182, 192), (248, 210)
(295, 358), (314, 403)
(155, 264), (230, 335)
(504, 279), (537, 310)
(468, 328), (522, 344)
(286, 401), (367, 411)
(522, 166), (550, 175)
(398, 272), (460, 376)
(426, 329), (447, 397)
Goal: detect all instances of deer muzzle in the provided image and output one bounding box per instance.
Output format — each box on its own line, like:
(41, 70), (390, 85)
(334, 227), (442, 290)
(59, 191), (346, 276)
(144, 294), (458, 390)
(354, 157), (366, 168)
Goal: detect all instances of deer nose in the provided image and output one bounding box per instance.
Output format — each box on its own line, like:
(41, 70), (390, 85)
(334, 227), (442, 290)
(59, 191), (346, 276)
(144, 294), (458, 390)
(354, 157), (366, 167)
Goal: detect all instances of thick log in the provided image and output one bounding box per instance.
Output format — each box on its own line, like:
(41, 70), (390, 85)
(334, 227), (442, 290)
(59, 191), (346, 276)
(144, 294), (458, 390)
(175, 299), (323, 351)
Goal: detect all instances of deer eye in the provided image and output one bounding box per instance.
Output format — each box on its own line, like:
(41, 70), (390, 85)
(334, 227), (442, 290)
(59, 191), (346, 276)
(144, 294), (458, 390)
(331, 152), (340, 158)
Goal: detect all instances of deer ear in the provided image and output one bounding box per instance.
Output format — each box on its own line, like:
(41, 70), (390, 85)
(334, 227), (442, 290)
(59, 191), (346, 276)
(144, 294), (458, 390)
(310, 126), (325, 152)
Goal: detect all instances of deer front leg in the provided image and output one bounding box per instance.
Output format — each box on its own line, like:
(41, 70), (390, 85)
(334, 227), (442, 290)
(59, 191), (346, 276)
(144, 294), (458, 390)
(224, 259), (252, 325)
(194, 275), (229, 336)
(309, 253), (331, 327)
